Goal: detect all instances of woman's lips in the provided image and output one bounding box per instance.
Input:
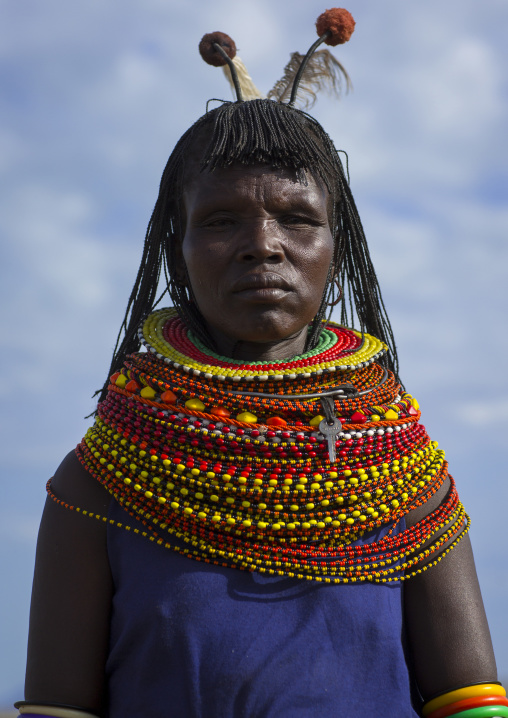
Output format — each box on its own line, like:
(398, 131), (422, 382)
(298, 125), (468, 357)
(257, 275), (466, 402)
(232, 273), (292, 302)
(232, 272), (292, 292)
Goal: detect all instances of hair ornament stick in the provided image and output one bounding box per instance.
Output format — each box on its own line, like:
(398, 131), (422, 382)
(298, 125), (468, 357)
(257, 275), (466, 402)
(288, 8), (355, 106)
(199, 31), (263, 101)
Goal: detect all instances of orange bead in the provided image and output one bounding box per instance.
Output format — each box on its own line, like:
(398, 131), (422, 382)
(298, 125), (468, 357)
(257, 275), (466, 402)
(210, 406), (231, 418)
(125, 379), (141, 393)
(161, 390), (178, 404)
(266, 416), (287, 427)
(110, 372), (120, 384)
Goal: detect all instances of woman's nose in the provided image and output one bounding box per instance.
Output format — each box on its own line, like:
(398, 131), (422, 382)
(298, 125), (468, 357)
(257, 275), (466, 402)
(237, 220), (284, 263)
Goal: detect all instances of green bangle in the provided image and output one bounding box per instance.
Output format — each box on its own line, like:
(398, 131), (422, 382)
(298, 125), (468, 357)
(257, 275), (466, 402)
(449, 705), (508, 718)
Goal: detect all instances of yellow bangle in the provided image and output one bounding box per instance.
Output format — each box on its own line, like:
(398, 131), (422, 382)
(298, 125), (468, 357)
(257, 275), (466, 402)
(423, 684), (507, 716)
(17, 706), (99, 718)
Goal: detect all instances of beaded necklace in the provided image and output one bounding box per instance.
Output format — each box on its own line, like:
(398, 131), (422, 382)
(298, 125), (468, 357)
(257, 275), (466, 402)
(58, 309), (468, 584)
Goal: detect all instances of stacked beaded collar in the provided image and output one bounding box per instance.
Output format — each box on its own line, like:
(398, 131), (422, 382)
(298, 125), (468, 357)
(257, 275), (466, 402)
(62, 308), (469, 584)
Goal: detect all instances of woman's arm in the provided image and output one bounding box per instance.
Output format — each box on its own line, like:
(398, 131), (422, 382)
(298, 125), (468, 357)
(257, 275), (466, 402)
(24, 451), (113, 713)
(404, 478), (497, 701)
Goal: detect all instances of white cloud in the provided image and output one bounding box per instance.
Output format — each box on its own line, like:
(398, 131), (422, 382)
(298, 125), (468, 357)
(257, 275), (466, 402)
(456, 399), (508, 427)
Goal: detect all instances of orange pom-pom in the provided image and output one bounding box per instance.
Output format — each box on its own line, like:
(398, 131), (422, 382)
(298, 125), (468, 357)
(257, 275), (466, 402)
(316, 8), (355, 46)
(199, 31), (237, 67)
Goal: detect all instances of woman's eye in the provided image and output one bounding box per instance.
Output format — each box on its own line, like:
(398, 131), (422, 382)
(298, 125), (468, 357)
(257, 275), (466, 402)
(280, 215), (313, 226)
(204, 217), (234, 228)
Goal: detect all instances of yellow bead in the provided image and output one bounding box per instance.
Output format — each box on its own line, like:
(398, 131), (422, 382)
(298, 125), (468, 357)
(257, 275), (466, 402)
(115, 374), (127, 388)
(309, 414), (324, 426)
(384, 408), (398, 420)
(236, 411), (258, 423)
(411, 397), (420, 410)
(185, 398), (205, 411)
(144, 491), (153, 499)
(184, 508), (193, 515)
(371, 414), (381, 422)
(158, 496), (166, 504)
(243, 520), (252, 527)
(140, 386), (156, 399)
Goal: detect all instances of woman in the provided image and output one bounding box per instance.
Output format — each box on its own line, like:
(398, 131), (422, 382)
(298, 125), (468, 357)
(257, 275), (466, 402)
(19, 12), (503, 718)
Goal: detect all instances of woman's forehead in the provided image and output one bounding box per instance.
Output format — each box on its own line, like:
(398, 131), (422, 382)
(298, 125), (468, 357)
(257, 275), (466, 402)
(184, 162), (329, 198)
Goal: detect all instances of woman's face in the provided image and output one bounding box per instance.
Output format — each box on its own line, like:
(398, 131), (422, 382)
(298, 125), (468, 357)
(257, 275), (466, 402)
(179, 164), (334, 359)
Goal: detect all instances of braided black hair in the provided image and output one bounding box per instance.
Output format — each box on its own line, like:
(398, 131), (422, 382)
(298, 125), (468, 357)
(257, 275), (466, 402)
(98, 99), (400, 403)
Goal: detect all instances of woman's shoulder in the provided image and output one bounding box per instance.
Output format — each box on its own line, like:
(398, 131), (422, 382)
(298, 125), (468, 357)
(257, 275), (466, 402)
(50, 449), (112, 516)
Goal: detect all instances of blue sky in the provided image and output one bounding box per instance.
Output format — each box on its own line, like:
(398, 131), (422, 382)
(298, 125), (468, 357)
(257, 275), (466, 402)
(1, 0), (507, 705)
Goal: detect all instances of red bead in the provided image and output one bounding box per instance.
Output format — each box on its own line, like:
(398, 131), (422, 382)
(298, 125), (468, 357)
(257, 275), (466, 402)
(266, 416), (287, 427)
(350, 411), (367, 423)
(210, 406), (231, 418)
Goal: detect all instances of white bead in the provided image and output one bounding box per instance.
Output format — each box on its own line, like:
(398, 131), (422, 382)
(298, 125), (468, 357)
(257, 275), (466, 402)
(377, 429), (385, 435)
(386, 427), (393, 433)
(344, 433), (352, 439)
(367, 430), (375, 436)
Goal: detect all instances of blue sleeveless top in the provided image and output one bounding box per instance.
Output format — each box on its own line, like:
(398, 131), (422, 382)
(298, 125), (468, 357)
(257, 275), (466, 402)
(105, 499), (419, 717)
